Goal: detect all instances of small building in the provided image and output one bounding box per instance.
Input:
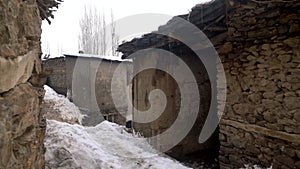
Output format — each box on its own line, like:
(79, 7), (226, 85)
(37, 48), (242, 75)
(117, 2), (222, 158)
(43, 54), (132, 126)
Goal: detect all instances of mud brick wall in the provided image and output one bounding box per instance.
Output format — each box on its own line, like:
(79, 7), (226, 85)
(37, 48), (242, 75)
(131, 49), (217, 158)
(93, 59), (131, 125)
(43, 56), (131, 126)
(217, 1), (300, 168)
(64, 56), (131, 126)
(0, 0), (46, 168)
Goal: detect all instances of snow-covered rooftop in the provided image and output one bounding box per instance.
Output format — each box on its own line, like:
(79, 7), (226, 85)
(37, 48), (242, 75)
(64, 53), (133, 63)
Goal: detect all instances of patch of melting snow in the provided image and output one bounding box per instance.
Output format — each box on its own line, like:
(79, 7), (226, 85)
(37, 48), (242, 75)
(44, 85), (85, 124)
(44, 85), (190, 169)
(242, 164), (273, 169)
(45, 120), (190, 169)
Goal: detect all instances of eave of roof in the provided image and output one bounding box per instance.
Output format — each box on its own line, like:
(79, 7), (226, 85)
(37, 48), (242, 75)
(63, 54), (132, 63)
(117, 0), (228, 59)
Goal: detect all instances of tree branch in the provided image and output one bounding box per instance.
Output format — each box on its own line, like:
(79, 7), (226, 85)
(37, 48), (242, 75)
(36, 0), (63, 24)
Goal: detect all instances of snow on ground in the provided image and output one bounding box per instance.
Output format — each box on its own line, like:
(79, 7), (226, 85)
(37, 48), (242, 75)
(45, 120), (190, 169)
(242, 164), (273, 169)
(44, 85), (189, 169)
(43, 85), (84, 124)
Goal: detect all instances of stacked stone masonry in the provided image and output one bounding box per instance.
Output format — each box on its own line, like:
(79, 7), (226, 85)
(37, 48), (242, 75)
(217, 1), (300, 168)
(0, 0), (46, 168)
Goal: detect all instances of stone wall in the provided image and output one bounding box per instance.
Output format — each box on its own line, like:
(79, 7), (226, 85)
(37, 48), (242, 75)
(217, 1), (300, 168)
(0, 0), (46, 168)
(43, 57), (67, 95)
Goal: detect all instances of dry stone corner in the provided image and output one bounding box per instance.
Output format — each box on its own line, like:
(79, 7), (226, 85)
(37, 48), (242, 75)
(0, 0), (60, 168)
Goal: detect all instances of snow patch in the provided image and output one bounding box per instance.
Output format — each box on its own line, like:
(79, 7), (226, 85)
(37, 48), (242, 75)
(44, 85), (189, 168)
(242, 164), (273, 169)
(43, 85), (84, 124)
(45, 119), (190, 169)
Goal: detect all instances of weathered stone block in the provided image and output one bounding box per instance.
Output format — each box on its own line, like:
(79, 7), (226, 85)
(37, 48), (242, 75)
(286, 74), (300, 83)
(262, 92), (276, 99)
(289, 23), (299, 33)
(279, 14), (298, 24)
(274, 155), (295, 168)
(295, 161), (300, 169)
(278, 54), (292, 63)
(283, 37), (300, 48)
(294, 110), (300, 122)
(263, 111), (276, 123)
(248, 93), (262, 104)
(284, 91), (297, 97)
(233, 103), (254, 115)
(245, 144), (260, 154)
(262, 99), (281, 109)
(283, 148), (296, 158)
(284, 97), (300, 110)
(0, 83), (45, 168)
(217, 42), (233, 54)
(0, 49), (39, 93)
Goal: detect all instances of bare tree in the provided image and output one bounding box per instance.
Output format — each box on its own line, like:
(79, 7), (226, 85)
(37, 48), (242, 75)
(111, 10), (119, 56)
(79, 7), (104, 55)
(101, 13), (107, 55)
(42, 42), (51, 59)
(78, 7), (119, 56)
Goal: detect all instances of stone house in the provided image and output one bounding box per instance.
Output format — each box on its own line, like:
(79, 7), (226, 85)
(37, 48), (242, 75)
(43, 54), (132, 126)
(118, 0), (300, 168)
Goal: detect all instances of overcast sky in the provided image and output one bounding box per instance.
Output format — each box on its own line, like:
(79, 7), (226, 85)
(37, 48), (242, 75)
(41, 0), (210, 58)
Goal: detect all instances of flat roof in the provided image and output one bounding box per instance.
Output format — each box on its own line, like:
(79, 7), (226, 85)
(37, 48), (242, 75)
(64, 53), (132, 63)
